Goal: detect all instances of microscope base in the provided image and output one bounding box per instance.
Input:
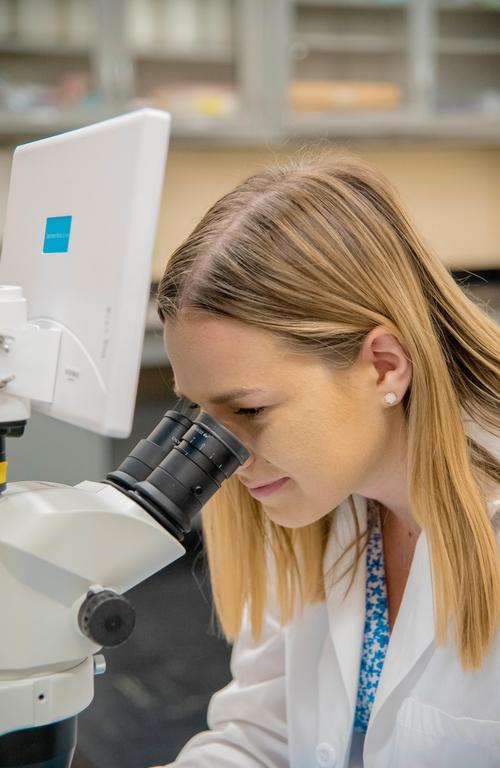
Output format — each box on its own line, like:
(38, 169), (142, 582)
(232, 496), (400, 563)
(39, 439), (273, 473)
(0, 657), (93, 737)
(0, 715), (77, 768)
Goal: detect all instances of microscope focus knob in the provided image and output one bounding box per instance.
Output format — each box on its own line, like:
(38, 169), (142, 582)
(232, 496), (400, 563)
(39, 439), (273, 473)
(78, 589), (136, 647)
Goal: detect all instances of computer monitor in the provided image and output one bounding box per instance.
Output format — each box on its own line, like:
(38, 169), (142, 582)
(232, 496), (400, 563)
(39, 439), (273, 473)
(0, 108), (170, 437)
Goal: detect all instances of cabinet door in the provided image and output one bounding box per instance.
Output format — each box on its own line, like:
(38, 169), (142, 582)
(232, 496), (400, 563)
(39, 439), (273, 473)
(287, 1), (411, 119)
(124, 0), (269, 140)
(435, 2), (500, 114)
(0, 0), (104, 132)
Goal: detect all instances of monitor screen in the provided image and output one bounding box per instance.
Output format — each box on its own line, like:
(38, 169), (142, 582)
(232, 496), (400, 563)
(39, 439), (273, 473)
(0, 108), (171, 437)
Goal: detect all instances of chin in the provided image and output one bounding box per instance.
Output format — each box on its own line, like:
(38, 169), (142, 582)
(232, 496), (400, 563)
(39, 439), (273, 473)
(262, 493), (344, 529)
(262, 504), (324, 529)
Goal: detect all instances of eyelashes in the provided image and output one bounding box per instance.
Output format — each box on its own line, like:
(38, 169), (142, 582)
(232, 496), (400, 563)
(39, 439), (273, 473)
(174, 398), (200, 416)
(185, 401), (264, 419)
(234, 407), (265, 418)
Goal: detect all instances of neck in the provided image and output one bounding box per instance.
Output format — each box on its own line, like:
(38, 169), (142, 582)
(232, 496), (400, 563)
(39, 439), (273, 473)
(378, 501), (421, 539)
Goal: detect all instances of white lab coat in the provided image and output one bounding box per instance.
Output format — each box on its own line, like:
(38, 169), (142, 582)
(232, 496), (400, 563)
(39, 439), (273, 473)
(164, 430), (500, 768)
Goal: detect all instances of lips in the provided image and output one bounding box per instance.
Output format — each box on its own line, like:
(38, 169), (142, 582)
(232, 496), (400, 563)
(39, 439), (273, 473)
(244, 477), (290, 499)
(245, 478), (287, 490)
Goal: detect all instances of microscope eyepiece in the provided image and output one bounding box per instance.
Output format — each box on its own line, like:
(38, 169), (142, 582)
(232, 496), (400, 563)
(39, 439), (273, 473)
(106, 410), (195, 493)
(106, 409), (250, 541)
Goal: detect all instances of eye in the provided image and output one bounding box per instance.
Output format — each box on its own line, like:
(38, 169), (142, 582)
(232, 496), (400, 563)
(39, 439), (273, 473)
(186, 402), (199, 410)
(178, 400), (201, 415)
(233, 407), (265, 418)
(183, 401), (265, 419)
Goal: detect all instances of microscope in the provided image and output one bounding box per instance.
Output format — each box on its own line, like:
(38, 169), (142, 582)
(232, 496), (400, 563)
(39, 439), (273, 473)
(0, 358), (248, 768)
(0, 109), (250, 767)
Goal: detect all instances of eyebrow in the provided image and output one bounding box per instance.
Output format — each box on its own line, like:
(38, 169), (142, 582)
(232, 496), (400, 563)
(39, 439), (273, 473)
(173, 386), (267, 405)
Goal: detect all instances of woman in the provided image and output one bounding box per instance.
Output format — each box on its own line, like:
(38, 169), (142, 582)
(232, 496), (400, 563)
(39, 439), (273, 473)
(153, 152), (500, 767)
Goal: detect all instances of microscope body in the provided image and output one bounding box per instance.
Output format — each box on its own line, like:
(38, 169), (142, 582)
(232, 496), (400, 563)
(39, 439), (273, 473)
(0, 479), (185, 736)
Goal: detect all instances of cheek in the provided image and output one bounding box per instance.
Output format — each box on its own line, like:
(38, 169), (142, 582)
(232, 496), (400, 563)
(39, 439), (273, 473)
(271, 401), (372, 487)
(257, 418), (321, 477)
(228, 419), (299, 470)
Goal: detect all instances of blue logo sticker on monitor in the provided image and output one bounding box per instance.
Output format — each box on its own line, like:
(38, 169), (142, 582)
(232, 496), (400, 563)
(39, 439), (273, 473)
(43, 215), (72, 253)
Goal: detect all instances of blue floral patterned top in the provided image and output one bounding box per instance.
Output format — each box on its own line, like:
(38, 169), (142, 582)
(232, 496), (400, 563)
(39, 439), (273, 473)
(353, 499), (390, 734)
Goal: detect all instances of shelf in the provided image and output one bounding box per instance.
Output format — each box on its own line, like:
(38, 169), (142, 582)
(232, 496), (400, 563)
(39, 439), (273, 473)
(284, 109), (500, 141)
(0, 107), (123, 140)
(168, 112), (275, 143)
(437, 2), (500, 10)
(296, 0), (409, 7)
(2, 101), (500, 146)
(292, 32), (406, 54)
(2, 108), (500, 146)
(437, 38), (500, 54)
(131, 45), (233, 64)
(0, 107), (276, 146)
(0, 38), (91, 56)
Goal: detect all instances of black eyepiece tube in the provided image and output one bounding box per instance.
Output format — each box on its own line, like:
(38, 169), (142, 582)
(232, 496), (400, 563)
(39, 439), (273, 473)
(106, 409), (195, 493)
(107, 409), (250, 541)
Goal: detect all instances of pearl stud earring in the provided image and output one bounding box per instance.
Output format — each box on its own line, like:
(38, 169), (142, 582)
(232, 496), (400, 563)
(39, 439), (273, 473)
(384, 392), (398, 406)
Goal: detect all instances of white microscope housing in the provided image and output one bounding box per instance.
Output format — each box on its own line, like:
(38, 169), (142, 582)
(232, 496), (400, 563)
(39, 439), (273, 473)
(0, 477), (186, 736)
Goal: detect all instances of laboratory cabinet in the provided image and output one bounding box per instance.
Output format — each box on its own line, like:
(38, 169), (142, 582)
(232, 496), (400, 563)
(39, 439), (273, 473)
(0, 0), (275, 143)
(0, 0), (500, 143)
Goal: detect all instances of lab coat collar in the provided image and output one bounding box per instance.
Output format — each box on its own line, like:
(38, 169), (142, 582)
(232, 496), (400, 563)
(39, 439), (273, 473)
(369, 525), (434, 723)
(322, 494), (368, 718)
(321, 493), (435, 730)
(370, 491), (500, 724)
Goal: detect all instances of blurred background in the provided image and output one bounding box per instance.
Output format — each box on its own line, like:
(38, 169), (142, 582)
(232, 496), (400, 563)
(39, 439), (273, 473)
(0, 0), (499, 766)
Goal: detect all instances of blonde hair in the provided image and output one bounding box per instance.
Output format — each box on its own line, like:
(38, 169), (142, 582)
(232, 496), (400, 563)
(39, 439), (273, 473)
(157, 150), (500, 670)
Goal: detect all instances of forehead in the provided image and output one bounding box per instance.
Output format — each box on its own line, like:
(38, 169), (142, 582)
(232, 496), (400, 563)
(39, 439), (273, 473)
(163, 314), (291, 393)
(165, 314), (285, 366)
(163, 313), (354, 407)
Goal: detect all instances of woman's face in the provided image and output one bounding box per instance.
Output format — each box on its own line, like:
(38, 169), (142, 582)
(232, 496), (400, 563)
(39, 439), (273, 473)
(164, 312), (409, 528)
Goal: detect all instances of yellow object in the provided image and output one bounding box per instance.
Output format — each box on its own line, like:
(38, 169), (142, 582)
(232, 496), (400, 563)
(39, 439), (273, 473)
(196, 94), (229, 117)
(289, 79), (402, 112)
(0, 461), (7, 484)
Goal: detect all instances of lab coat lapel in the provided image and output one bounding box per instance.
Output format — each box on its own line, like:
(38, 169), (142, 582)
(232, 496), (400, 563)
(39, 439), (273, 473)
(370, 490), (499, 725)
(369, 529), (434, 723)
(322, 494), (367, 715)
(320, 419), (498, 733)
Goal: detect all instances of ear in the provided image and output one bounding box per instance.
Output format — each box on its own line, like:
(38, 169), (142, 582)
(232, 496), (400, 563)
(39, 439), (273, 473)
(360, 325), (412, 403)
